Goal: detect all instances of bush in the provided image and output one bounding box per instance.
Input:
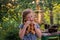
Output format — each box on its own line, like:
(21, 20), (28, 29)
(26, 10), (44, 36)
(4, 28), (20, 40)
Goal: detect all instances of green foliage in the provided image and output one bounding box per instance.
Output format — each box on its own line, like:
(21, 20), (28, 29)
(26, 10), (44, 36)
(4, 27), (20, 40)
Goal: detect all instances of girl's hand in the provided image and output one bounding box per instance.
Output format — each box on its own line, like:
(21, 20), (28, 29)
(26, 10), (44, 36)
(32, 21), (37, 25)
(31, 21), (36, 28)
(24, 21), (31, 28)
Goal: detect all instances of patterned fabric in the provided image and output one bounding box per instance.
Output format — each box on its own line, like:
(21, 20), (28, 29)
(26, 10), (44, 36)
(19, 24), (40, 40)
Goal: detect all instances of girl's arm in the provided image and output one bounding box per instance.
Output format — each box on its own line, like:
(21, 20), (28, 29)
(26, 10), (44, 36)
(19, 25), (27, 39)
(33, 21), (42, 38)
(34, 26), (42, 38)
(19, 21), (30, 39)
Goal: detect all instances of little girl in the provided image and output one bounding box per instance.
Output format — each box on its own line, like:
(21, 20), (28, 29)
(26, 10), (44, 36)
(19, 9), (42, 40)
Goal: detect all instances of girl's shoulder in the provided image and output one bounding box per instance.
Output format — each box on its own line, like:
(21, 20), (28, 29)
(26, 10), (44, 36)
(36, 24), (40, 28)
(19, 24), (24, 28)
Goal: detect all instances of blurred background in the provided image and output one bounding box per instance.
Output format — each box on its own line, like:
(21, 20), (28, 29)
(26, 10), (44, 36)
(0, 0), (60, 40)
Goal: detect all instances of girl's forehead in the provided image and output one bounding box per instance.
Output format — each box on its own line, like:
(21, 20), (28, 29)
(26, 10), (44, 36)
(27, 13), (35, 16)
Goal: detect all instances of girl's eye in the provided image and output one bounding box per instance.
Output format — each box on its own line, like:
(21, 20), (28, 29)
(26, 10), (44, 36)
(27, 17), (30, 18)
(27, 15), (34, 18)
(31, 16), (32, 17)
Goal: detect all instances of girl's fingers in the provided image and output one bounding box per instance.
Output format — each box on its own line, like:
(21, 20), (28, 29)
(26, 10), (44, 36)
(24, 21), (31, 27)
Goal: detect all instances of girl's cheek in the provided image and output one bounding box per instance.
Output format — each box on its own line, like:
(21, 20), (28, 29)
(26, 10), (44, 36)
(27, 18), (31, 21)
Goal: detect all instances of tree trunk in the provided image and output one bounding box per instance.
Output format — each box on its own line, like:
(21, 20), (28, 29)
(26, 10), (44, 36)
(49, 10), (53, 25)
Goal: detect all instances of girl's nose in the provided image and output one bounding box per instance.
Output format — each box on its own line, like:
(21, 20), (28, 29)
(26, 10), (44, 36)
(30, 17), (34, 21)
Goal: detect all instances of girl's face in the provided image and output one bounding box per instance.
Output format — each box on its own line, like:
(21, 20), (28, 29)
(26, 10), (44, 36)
(26, 13), (35, 22)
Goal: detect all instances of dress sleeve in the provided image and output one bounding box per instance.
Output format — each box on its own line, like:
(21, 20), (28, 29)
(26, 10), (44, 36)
(36, 24), (40, 28)
(19, 24), (24, 29)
